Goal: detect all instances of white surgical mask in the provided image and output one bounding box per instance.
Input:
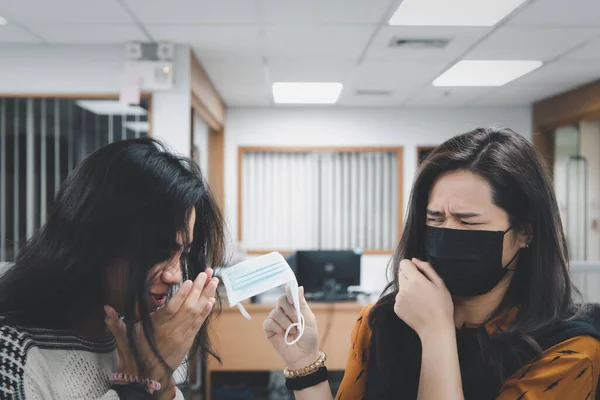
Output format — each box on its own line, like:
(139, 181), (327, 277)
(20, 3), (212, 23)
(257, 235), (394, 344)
(221, 252), (305, 345)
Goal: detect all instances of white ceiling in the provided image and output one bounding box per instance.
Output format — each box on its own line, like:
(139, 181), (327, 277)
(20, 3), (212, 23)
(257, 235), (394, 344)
(1, 0), (600, 107)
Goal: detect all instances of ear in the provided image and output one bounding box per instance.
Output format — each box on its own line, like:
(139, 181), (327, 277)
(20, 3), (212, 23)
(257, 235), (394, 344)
(515, 222), (532, 249)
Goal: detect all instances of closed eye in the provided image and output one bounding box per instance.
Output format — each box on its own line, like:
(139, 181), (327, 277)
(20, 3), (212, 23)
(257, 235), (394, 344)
(461, 221), (482, 226)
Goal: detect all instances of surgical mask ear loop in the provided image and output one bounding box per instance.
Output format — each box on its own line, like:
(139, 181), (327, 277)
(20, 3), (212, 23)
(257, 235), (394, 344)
(284, 313), (305, 346)
(284, 282), (305, 345)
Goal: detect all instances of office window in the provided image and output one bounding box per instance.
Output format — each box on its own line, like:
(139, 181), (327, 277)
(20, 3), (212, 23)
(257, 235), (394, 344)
(238, 147), (403, 253)
(0, 97), (151, 262)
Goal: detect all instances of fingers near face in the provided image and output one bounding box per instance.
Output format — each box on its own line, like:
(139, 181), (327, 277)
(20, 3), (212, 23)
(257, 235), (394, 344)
(153, 280), (193, 325)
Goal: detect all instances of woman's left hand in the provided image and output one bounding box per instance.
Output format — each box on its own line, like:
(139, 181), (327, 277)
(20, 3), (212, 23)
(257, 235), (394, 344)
(394, 258), (454, 339)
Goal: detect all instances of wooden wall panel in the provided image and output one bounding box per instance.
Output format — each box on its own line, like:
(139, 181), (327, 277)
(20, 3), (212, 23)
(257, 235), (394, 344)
(190, 55), (225, 131)
(207, 127), (225, 211)
(532, 80), (600, 172)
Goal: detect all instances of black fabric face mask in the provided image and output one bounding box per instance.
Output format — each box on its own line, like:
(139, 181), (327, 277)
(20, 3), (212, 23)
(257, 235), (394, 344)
(425, 225), (518, 297)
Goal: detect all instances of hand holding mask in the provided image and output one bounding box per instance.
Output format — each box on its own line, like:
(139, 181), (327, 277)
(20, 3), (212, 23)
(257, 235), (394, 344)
(222, 252), (305, 345)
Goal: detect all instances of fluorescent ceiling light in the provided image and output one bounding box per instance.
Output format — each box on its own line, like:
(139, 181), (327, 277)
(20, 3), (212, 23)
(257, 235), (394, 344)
(272, 82), (343, 104)
(0, 16), (7, 25)
(124, 121), (149, 133)
(389, 0), (527, 27)
(433, 60), (543, 87)
(76, 100), (147, 116)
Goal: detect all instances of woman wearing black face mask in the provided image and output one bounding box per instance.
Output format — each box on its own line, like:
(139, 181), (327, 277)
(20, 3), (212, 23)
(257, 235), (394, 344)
(264, 127), (600, 400)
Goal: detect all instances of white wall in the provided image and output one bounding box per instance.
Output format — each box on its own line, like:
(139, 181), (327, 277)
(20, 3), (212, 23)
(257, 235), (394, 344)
(0, 44), (192, 156)
(0, 44), (126, 94)
(151, 46), (192, 157)
(225, 107), (532, 293)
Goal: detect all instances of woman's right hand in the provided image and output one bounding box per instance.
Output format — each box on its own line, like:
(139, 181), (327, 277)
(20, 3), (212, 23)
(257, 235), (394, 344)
(105, 268), (218, 397)
(263, 286), (320, 370)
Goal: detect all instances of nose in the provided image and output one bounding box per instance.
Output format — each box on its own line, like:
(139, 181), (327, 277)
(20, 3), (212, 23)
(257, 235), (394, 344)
(162, 263), (183, 285)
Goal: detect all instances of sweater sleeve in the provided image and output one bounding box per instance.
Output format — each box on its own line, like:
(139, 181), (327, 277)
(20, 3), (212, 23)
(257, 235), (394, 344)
(497, 335), (600, 400)
(335, 305), (373, 400)
(1, 321), (183, 400)
(24, 373), (119, 400)
(24, 365), (185, 400)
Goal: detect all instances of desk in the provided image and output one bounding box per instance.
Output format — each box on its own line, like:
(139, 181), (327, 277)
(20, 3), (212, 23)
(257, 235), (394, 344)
(205, 302), (365, 399)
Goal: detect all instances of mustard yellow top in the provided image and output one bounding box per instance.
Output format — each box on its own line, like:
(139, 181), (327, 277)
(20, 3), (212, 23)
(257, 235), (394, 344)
(336, 305), (600, 399)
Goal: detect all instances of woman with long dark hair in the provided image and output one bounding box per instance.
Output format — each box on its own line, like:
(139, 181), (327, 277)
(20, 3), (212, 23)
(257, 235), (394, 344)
(264, 128), (600, 399)
(0, 139), (226, 399)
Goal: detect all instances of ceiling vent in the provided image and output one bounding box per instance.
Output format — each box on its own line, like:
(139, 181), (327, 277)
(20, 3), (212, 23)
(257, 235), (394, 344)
(355, 89), (392, 96)
(389, 38), (450, 49)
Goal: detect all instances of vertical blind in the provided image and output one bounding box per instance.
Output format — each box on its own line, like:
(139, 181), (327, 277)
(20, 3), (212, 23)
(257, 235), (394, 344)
(0, 97), (150, 262)
(240, 150), (400, 251)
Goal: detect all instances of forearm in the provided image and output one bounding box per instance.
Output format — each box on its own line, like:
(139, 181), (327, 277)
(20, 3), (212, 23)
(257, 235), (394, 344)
(293, 381), (334, 400)
(417, 328), (464, 400)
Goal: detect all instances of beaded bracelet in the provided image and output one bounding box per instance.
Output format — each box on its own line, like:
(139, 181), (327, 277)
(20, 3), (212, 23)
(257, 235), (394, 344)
(283, 351), (327, 378)
(111, 372), (162, 391)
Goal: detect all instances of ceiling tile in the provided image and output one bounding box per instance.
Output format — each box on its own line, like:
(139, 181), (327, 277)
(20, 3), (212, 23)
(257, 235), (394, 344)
(219, 85), (272, 106)
(467, 26), (600, 61)
(258, 0), (393, 24)
(515, 59), (600, 87)
(263, 26), (374, 59)
(566, 37), (600, 60)
(0, 24), (42, 43)
(347, 60), (449, 91)
(33, 24), (147, 44)
(0, 0), (133, 24)
(123, 0), (258, 24)
(338, 77), (412, 106)
(151, 26), (262, 61)
(405, 86), (493, 107)
(508, 0), (600, 27)
(202, 60), (271, 106)
(471, 82), (573, 107)
(268, 60), (355, 82)
(202, 59), (266, 87)
(337, 91), (409, 107)
(365, 26), (490, 62)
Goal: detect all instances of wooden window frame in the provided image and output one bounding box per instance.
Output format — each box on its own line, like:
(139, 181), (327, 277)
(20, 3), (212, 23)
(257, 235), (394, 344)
(417, 145), (437, 166)
(237, 146), (404, 256)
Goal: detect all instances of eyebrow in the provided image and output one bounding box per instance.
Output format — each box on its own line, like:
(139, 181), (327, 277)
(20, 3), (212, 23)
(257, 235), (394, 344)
(427, 209), (482, 219)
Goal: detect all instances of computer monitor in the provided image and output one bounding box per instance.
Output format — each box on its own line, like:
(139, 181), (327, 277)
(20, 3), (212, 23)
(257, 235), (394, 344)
(295, 250), (361, 296)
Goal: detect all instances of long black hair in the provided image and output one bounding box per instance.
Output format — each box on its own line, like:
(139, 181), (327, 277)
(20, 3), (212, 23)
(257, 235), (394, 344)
(0, 138), (226, 373)
(369, 127), (583, 380)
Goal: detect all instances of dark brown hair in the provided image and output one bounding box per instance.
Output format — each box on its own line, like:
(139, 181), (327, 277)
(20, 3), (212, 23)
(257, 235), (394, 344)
(369, 127), (582, 380)
(0, 138), (227, 374)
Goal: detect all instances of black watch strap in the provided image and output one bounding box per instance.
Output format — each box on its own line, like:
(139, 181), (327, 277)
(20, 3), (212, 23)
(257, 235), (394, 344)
(285, 366), (329, 391)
